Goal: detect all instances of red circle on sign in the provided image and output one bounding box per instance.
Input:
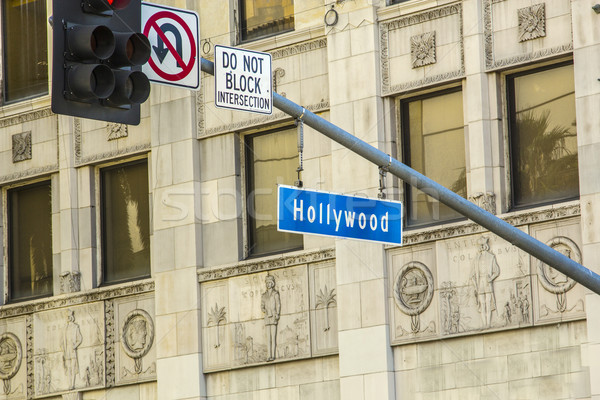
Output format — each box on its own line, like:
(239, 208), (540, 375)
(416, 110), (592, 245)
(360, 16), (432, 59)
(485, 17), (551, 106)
(144, 10), (196, 81)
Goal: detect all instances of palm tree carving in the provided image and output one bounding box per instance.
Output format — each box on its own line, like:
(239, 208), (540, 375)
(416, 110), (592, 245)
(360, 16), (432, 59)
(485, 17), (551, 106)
(315, 286), (337, 332)
(207, 303), (227, 348)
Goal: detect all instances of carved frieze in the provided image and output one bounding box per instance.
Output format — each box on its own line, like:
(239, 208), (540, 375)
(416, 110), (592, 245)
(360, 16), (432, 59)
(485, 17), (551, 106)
(411, 32), (436, 68)
(469, 192), (496, 215)
(12, 132), (32, 163)
(0, 316), (27, 400)
(107, 123), (129, 141)
(114, 294), (156, 385)
(518, 4), (546, 42)
(201, 259), (337, 372)
(394, 261), (435, 335)
(33, 304), (105, 396)
(60, 271), (81, 294)
(0, 108), (53, 128)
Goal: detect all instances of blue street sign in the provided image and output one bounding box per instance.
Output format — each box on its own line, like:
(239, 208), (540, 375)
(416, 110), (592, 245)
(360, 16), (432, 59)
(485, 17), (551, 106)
(278, 185), (403, 245)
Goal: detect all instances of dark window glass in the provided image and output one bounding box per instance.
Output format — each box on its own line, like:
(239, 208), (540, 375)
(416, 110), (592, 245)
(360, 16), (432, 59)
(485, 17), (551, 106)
(246, 128), (303, 256)
(240, 0), (294, 42)
(8, 182), (53, 301)
(508, 63), (578, 208)
(101, 161), (150, 284)
(2, 0), (48, 103)
(402, 89), (466, 227)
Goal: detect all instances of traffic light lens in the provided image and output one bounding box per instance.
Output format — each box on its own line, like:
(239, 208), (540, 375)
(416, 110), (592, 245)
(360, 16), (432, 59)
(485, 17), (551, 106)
(110, 0), (131, 10)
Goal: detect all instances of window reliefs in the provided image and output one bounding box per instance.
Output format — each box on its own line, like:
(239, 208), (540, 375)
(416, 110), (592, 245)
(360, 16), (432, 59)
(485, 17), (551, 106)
(245, 127), (303, 257)
(239, 0), (294, 42)
(100, 160), (151, 285)
(1, 0), (48, 104)
(507, 62), (579, 209)
(400, 88), (466, 228)
(7, 181), (53, 302)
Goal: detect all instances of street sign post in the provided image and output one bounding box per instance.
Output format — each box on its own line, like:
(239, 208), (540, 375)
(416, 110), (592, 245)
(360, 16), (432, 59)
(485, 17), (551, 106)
(142, 2), (200, 90)
(278, 185), (403, 245)
(214, 45), (272, 114)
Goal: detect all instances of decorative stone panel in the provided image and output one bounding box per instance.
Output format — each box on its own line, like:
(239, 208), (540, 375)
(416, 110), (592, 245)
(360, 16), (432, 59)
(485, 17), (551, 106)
(0, 317), (27, 400)
(199, 249), (337, 372)
(380, 3), (463, 96)
(113, 294), (156, 386)
(12, 132), (32, 163)
(518, 3), (546, 42)
(388, 217), (584, 345)
(484, 0), (572, 70)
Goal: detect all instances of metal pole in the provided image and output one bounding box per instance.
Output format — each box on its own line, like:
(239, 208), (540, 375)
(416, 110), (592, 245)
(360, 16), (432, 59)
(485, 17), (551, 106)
(200, 57), (600, 295)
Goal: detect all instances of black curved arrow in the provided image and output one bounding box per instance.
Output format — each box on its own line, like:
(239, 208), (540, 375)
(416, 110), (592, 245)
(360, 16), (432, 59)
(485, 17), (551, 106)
(152, 23), (183, 68)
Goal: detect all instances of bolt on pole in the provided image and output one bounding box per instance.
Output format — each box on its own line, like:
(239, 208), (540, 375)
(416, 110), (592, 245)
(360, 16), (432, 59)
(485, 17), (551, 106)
(201, 57), (600, 296)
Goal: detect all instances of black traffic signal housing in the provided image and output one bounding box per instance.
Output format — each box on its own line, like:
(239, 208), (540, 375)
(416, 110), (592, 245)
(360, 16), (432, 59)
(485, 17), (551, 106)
(51, 0), (151, 125)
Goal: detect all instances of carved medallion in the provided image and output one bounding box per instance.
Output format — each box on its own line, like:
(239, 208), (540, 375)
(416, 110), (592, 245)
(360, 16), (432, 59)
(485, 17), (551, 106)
(538, 236), (579, 295)
(411, 31), (436, 68)
(12, 131), (32, 163)
(394, 262), (434, 316)
(121, 309), (154, 373)
(0, 333), (22, 381)
(518, 4), (545, 42)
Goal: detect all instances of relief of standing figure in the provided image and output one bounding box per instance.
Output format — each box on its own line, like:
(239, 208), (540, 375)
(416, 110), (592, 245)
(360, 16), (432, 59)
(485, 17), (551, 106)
(261, 274), (280, 362)
(470, 237), (500, 328)
(63, 310), (83, 390)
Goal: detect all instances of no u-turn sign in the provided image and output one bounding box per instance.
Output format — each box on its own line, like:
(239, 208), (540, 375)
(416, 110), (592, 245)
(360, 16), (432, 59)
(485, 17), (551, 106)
(215, 45), (273, 115)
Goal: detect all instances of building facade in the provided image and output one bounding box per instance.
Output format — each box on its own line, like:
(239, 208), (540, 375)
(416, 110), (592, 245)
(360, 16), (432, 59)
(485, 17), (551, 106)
(0, 0), (598, 399)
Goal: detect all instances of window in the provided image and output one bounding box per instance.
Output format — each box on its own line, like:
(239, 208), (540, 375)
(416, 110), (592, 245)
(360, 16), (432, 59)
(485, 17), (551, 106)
(246, 128), (303, 256)
(507, 63), (578, 208)
(239, 0), (294, 42)
(2, 0), (48, 103)
(401, 88), (466, 227)
(8, 181), (53, 301)
(100, 160), (150, 284)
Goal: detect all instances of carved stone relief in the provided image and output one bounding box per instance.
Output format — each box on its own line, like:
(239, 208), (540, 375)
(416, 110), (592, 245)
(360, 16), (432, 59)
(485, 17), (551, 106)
(309, 261), (337, 356)
(273, 68), (286, 97)
(60, 272), (81, 294)
(11, 132), (31, 163)
(0, 317), (26, 400)
(411, 32), (436, 68)
(32, 303), (105, 396)
(113, 294), (156, 386)
(469, 192), (496, 214)
(201, 265), (316, 372)
(389, 246), (437, 342)
(518, 4), (546, 42)
(107, 123), (129, 141)
(531, 219), (585, 323)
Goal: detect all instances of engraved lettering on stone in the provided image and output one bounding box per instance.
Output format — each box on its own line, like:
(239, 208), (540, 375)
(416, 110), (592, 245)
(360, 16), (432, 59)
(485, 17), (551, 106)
(315, 285), (336, 332)
(12, 131), (32, 163)
(63, 310), (83, 391)
(469, 236), (500, 328)
(539, 236), (584, 315)
(272, 68), (286, 97)
(107, 123), (128, 140)
(394, 262), (434, 333)
(469, 192), (496, 214)
(261, 274), (280, 362)
(121, 309), (154, 376)
(0, 333), (22, 395)
(518, 3), (545, 42)
(411, 31), (436, 68)
(440, 282), (461, 334)
(207, 303), (227, 348)
(60, 271), (81, 294)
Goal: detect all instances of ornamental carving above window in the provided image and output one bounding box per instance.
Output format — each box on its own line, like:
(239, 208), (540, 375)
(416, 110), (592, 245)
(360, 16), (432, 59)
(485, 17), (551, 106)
(411, 31), (436, 68)
(518, 3), (546, 42)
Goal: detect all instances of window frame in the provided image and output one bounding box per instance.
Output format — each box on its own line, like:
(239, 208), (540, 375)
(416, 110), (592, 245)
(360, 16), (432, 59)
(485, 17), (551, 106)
(399, 85), (467, 229)
(243, 126), (303, 258)
(97, 157), (151, 287)
(0, 0), (50, 105)
(4, 178), (54, 303)
(237, 0), (295, 43)
(505, 60), (579, 211)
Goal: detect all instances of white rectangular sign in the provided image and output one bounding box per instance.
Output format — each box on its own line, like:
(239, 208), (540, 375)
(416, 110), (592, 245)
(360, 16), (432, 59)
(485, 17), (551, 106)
(214, 45), (272, 115)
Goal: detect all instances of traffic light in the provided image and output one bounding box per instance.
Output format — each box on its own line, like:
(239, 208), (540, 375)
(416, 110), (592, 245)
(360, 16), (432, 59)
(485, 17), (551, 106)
(51, 0), (151, 125)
